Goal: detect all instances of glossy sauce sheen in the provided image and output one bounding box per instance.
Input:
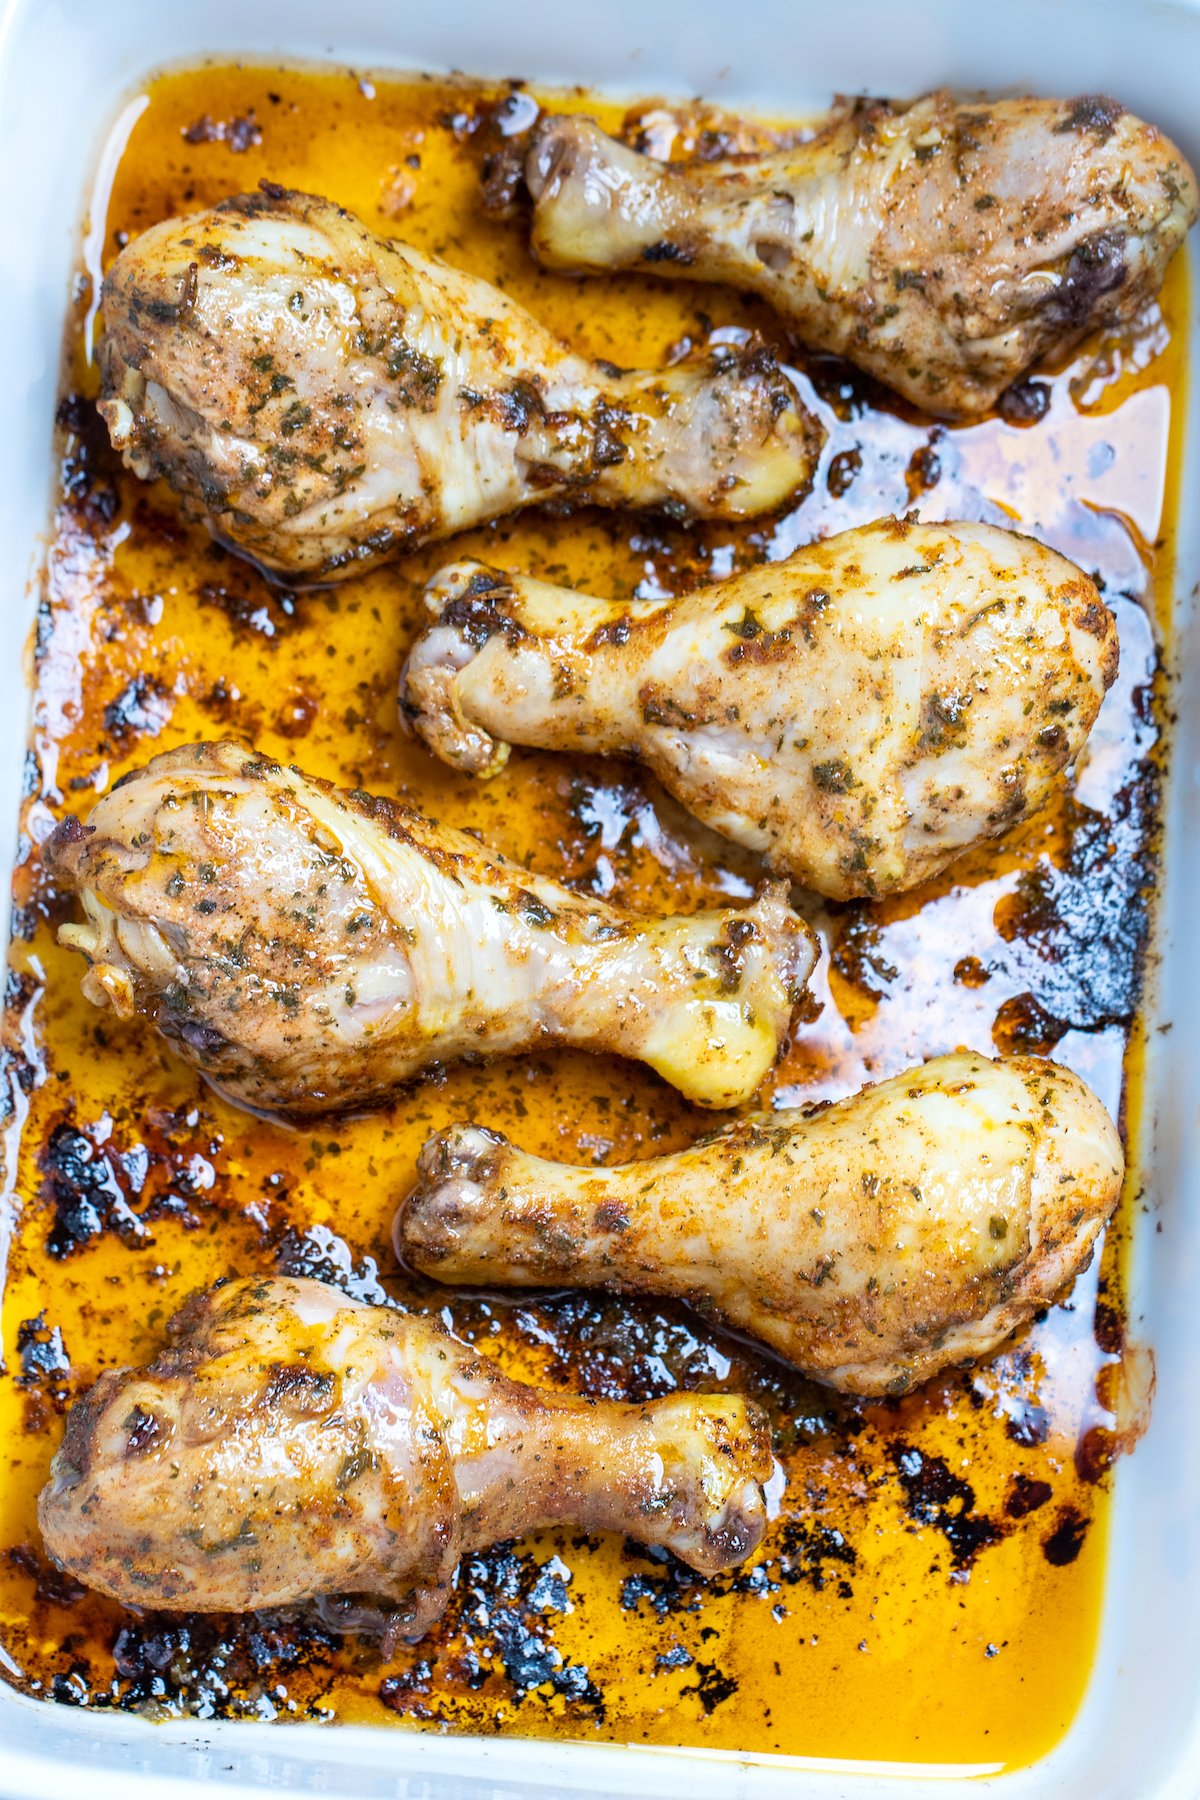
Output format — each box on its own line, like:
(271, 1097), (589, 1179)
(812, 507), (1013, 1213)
(0, 64), (1185, 1768)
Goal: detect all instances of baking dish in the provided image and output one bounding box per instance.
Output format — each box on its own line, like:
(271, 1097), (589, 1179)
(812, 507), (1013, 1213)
(2, 0), (1199, 1795)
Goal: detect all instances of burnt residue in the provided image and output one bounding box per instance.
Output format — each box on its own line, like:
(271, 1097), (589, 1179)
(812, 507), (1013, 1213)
(40, 1114), (224, 1259)
(771, 1517), (858, 1597)
(273, 1222), (393, 1306)
(998, 378), (1052, 426)
(1005, 1475), (1054, 1519)
(54, 392), (121, 529)
(831, 911), (899, 1003)
(681, 1661), (739, 1714)
(905, 439), (942, 502)
(379, 1543), (605, 1726)
(511, 1290), (745, 1403)
(620, 1551), (710, 1621)
(996, 780), (1159, 1034)
(8, 1545), (86, 1609)
(16, 1313), (71, 1387)
(991, 992), (1068, 1057)
(42, 1122), (154, 1258)
(619, 1512), (857, 1629)
(102, 673), (173, 743)
(198, 574), (297, 640)
(106, 1609), (342, 1719)
(14, 1311), (76, 1434)
(826, 447), (862, 496)
(181, 111), (264, 152)
(890, 1444), (1004, 1570)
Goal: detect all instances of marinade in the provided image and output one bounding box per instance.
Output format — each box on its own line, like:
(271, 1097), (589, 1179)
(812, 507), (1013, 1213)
(0, 62), (1183, 1769)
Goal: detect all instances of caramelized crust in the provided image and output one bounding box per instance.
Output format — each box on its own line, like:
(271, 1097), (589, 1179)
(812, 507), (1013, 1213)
(97, 186), (822, 579)
(524, 91), (1198, 416)
(39, 1276), (774, 1631)
(398, 1051), (1124, 1394)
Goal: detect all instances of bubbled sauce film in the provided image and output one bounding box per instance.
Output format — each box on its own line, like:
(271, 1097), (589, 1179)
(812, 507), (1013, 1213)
(0, 64), (1184, 1768)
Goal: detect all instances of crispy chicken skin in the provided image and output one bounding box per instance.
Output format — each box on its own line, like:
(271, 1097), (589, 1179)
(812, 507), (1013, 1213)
(521, 92), (1198, 417)
(96, 186), (821, 581)
(397, 1052), (1124, 1396)
(400, 517), (1118, 901)
(38, 1276), (773, 1632)
(43, 743), (815, 1114)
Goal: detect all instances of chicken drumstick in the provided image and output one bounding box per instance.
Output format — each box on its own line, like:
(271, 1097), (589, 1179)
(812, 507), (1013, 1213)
(97, 185), (821, 581)
(400, 516), (1117, 901)
(39, 1276), (774, 1634)
(44, 743), (814, 1114)
(397, 1051), (1123, 1396)
(520, 91), (1197, 417)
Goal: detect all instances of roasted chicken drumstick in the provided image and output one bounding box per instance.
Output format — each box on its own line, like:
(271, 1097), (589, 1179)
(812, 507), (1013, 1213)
(45, 743), (814, 1113)
(39, 1276), (773, 1632)
(520, 92), (1198, 417)
(97, 185), (821, 580)
(400, 517), (1117, 900)
(397, 1051), (1123, 1396)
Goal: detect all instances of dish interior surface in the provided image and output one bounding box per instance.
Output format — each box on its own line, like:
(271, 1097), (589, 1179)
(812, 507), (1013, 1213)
(0, 58), (1186, 1773)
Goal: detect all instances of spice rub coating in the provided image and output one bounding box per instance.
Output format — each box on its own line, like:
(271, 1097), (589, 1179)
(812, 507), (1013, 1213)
(397, 1051), (1124, 1396)
(97, 185), (822, 580)
(38, 1275), (774, 1630)
(520, 90), (1198, 417)
(43, 742), (815, 1114)
(400, 517), (1118, 900)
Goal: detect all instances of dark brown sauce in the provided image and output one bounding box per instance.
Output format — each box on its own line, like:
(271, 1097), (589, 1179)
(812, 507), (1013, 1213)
(0, 62), (1184, 1768)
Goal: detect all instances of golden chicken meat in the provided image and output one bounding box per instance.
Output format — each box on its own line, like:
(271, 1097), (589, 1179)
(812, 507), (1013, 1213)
(39, 1276), (774, 1634)
(396, 1051), (1124, 1395)
(96, 185), (822, 580)
(400, 516), (1118, 900)
(44, 742), (815, 1113)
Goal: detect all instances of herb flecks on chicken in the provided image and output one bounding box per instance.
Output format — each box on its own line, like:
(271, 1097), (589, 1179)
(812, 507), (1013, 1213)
(397, 1051), (1124, 1396)
(97, 186), (822, 580)
(400, 516), (1118, 901)
(521, 92), (1198, 417)
(39, 1276), (774, 1632)
(43, 743), (815, 1114)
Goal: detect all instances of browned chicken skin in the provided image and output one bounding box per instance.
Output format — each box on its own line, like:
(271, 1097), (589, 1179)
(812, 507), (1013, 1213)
(39, 1277), (774, 1635)
(397, 1052), (1124, 1395)
(400, 517), (1118, 900)
(96, 186), (821, 580)
(521, 92), (1198, 417)
(44, 743), (815, 1114)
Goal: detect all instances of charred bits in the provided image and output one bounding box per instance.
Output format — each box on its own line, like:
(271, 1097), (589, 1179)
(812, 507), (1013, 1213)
(102, 673), (173, 744)
(831, 911), (899, 1003)
(890, 1444), (1004, 1570)
(1004, 1474), (1053, 1519)
(996, 780), (1159, 1034)
(15, 1311), (74, 1431)
(1041, 1506), (1090, 1566)
(681, 1661), (739, 1715)
(55, 392), (121, 529)
(392, 1542), (606, 1724)
(181, 110), (264, 152)
(273, 1221), (392, 1306)
(40, 1113), (222, 1256)
(8, 1543), (86, 1608)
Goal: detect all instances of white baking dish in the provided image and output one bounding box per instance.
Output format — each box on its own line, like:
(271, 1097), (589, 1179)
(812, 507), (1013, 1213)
(2, 0), (1199, 1795)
